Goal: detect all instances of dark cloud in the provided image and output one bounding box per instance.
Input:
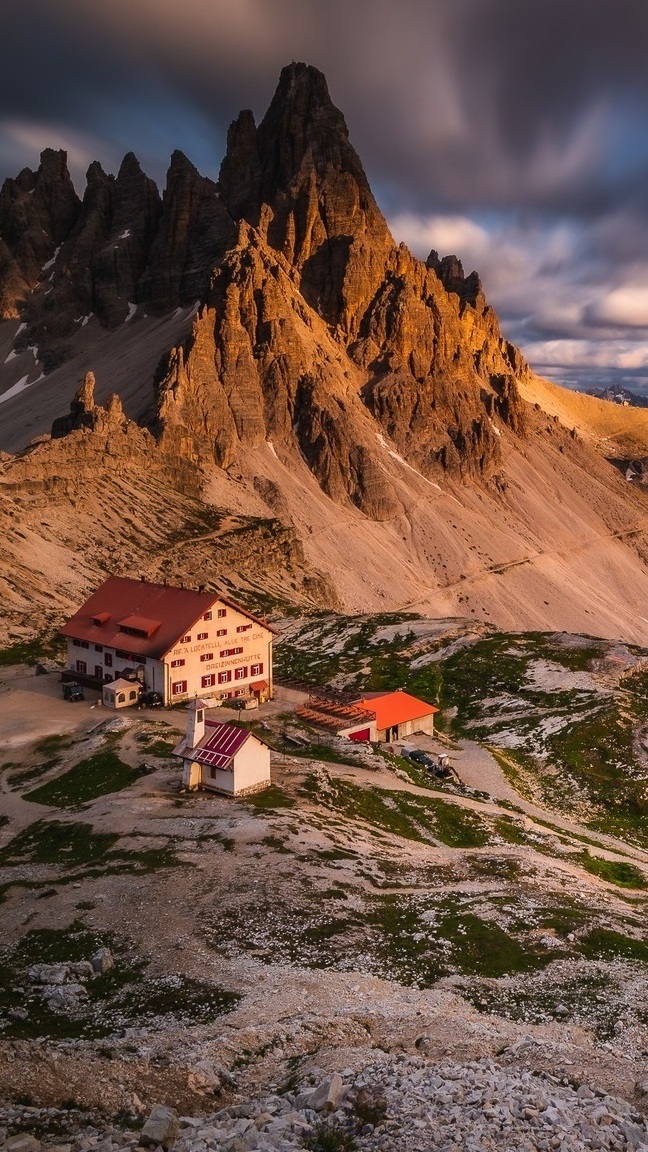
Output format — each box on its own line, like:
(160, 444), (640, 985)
(2, 0), (648, 390)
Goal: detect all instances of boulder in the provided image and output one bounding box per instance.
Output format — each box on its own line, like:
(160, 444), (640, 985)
(309, 1073), (346, 1112)
(91, 947), (114, 975)
(140, 1105), (179, 1149)
(27, 963), (70, 985)
(3, 1137), (41, 1152)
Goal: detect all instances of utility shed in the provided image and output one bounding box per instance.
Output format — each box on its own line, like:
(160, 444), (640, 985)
(173, 699), (271, 796)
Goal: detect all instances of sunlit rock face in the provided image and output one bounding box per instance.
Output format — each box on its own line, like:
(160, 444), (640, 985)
(2, 63), (528, 514)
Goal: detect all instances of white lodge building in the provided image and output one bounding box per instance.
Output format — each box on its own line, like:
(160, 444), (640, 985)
(60, 576), (277, 706)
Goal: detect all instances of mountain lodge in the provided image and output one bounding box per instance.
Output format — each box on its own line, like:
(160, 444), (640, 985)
(60, 576), (277, 707)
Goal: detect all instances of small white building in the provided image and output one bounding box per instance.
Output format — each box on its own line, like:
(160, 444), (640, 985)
(173, 699), (272, 796)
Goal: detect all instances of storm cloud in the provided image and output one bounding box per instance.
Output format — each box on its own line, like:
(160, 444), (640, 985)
(3, 0), (648, 391)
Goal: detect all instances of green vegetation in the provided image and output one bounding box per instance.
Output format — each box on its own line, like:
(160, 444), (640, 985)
(580, 928), (648, 962)
(206, 889), (560, 985)
(25, 750), (151, 807)
(0, 821), (119, 867)
(463, 970), (619, 1039)
(0, 633), (66, 667)
(0, 922), (239, 1040)
(305, 1122), (357, 1152)
(580, 853), (647, 888)
(241, 785), (296, 810)
(303, 776), (491, 848)
(0, 819), (180, 876)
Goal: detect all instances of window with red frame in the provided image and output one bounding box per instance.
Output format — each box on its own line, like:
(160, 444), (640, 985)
(251, 662), (263, 676)
(235, 667), (247, 680)
(218, 670), (232, 684)
(200, 652), (214, 662)
(171, 658), (185, 668)
(172, 680), (187, 695)
(201, 674), (216, 688)
(181, 634), (191, 643)
(197, 632), (208, 640)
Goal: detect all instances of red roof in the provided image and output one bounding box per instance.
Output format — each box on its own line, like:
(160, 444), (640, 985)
(60, 576), (275, 659)
(191, 721), (251, 770)
(357, 689), (438, 729)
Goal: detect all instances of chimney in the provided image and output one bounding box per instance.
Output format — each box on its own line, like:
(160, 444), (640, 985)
(198, 584), (205, 593)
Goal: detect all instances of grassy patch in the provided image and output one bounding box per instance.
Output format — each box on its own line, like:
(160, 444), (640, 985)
(0, 633), (66, 667)
(580, 853), (647, 888)
(580, 928), (648, 962)
(241, 785), (295, 810)
(0, 820), (181, 876)
(0, 922), (239, 1040)
(307, 777), (491, 848)
(0, 821), (119, 868)
(25, 750), (151, 807)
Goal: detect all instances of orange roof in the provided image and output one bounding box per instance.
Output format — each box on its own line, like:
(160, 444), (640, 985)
(357, 689), (438, 729)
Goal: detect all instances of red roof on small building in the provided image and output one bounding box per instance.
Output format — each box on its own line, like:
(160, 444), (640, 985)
(190, 721), (251, 770)
(60, 576), (276, 659)
(357, 689), (438, 730)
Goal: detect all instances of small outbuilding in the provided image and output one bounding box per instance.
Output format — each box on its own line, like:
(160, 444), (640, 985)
(173, 699), (271, 795)
(295, 688), (439, 744)
(102, 678), (140, 709)
(356, 689), (439, 742)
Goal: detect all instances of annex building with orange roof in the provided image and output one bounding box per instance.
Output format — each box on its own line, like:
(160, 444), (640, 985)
(296, 688), (438, 743)
(60, 576), (278, 707)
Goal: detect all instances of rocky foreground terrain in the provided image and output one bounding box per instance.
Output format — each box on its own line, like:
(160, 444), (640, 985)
(4, 619), (648, 1148)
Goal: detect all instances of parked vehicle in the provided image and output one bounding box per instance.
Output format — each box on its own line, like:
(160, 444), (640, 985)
(408, 750), (429, 765)
(62, 682), (85, 702)
(137, 690), (163, 709)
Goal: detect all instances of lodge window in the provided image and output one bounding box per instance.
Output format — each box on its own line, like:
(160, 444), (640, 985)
(219, 646), (243, 658)
(94, 644), (103, 652)
(197, 632), (209, 641)
(172, 680), (187, 695)
(218, 670), (232, 684)
(251, 662), (263, 676)
(236, 624), (252, 633)
(181, 634), (191, 643)
(203, 611), (212, 621)
(235, 667), (247, 681)
(201, 674), (216, 688)
(104, 653), (112, 667)
(217, 609), (226, 618)
(171, 658), (185, 668)
(73, 639), (89, 649)
(234, 688), (245, 697)
(76, 660), (87, 674)
(94, 665), (103, 678)
(216, 628), (227, 636)
(200, 652), (214, 662)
